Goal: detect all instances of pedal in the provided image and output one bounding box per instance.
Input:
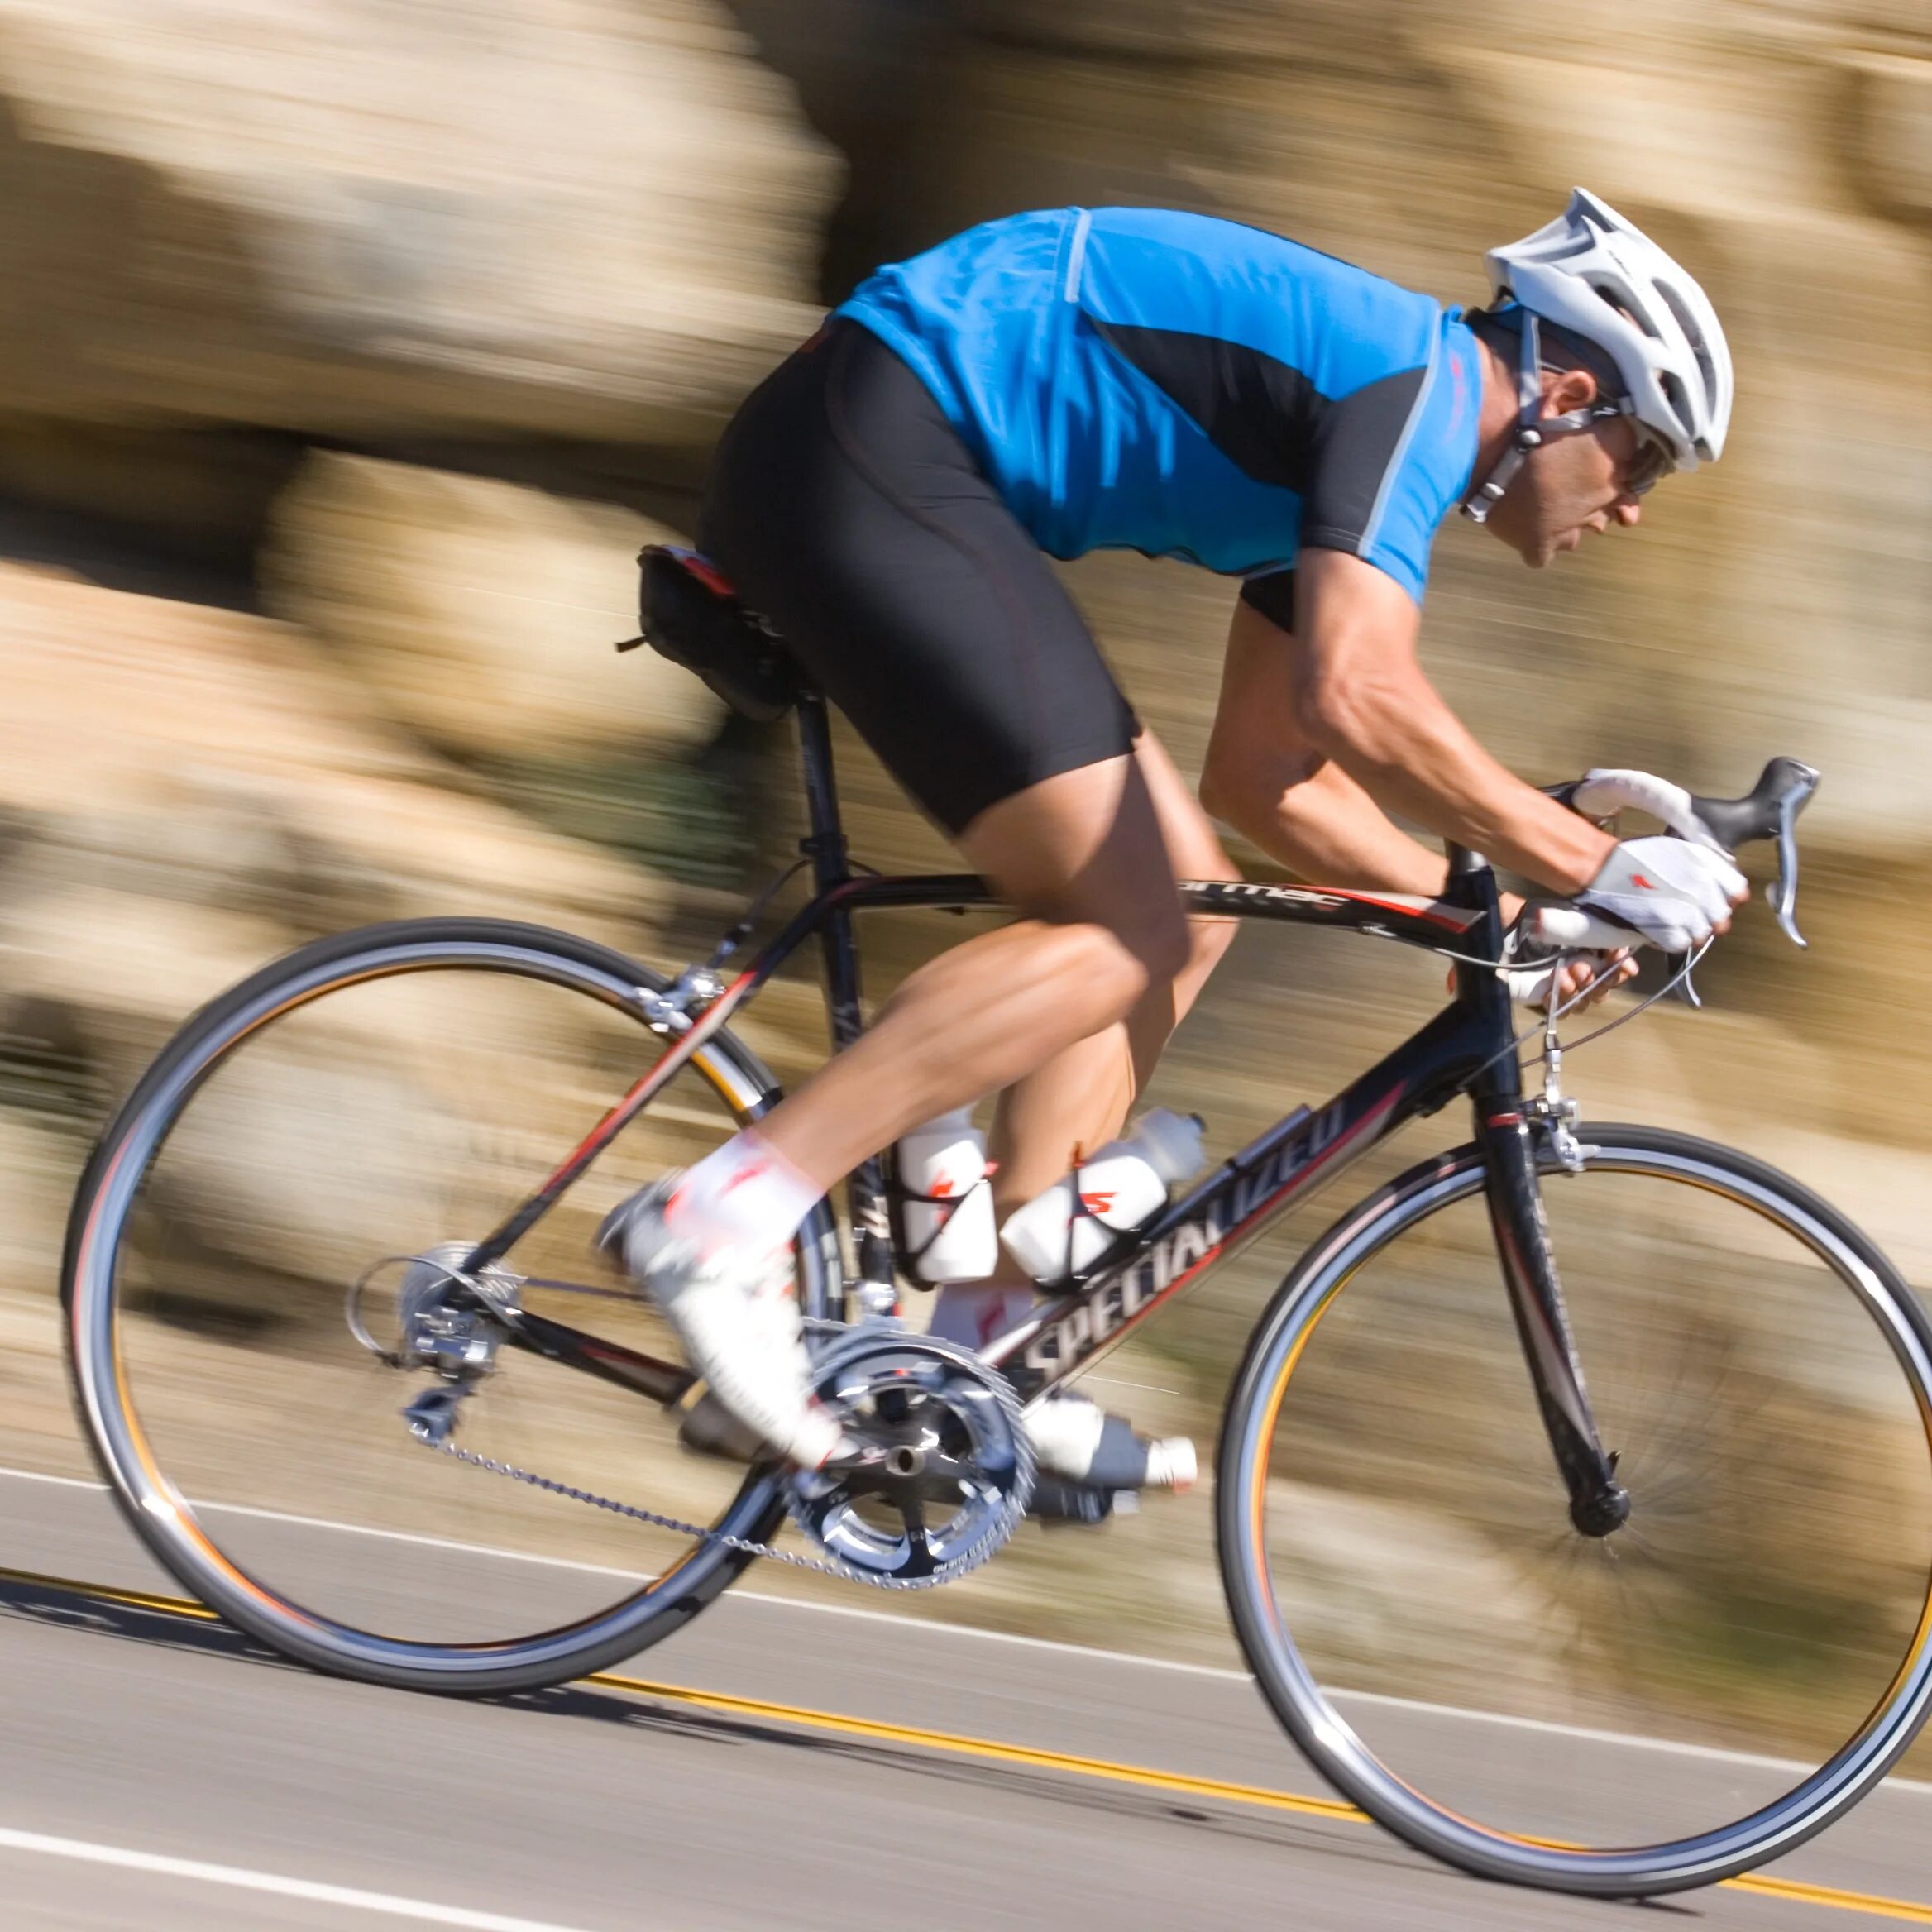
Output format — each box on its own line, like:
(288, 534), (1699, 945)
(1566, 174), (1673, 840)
(675, 1387), (766, 1464)
(1027, 1475), (1139, 1528)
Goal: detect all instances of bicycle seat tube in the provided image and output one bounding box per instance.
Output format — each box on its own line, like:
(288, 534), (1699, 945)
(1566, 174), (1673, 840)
(794, 691), (896, 1294)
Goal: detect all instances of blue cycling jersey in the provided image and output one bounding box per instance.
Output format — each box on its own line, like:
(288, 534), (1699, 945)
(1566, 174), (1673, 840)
(837, 206), (1482, 607)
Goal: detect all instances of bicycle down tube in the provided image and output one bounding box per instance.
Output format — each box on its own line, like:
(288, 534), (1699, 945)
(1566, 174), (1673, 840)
(981, 997), (1490, 1394)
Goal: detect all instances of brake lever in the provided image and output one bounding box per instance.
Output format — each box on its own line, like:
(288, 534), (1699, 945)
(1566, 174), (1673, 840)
(1767, 772), (1816, 949)
(1662, 949), (1701, 1009)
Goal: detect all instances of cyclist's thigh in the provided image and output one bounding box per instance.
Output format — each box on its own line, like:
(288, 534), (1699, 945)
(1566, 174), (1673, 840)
(957, 753), (1189, 979)
(1131, 730), (1241, 891)
(698, 319), (1136, 839)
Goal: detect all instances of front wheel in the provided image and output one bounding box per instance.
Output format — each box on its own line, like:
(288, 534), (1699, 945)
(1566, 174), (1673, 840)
(64, 918), (838, 1696)
(1218, 1125), (1932, 1896)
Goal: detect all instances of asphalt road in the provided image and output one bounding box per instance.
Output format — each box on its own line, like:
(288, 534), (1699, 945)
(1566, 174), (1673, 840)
(2, 1466), (1929, 1932)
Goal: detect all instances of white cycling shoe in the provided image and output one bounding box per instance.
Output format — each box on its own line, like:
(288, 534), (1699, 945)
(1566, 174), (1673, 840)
(599, 1177), (849, 1471)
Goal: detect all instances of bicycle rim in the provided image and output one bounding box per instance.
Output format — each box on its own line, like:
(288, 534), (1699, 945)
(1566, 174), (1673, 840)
(1217, 1124), (1932, 1895)
(63, 918), (834, 1695)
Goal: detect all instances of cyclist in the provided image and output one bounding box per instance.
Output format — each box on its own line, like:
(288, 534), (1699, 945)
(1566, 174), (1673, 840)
(604, 189), (1748, 1493)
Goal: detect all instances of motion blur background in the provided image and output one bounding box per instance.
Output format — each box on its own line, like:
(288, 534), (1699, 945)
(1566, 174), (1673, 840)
(0, 0), (1928, 1695)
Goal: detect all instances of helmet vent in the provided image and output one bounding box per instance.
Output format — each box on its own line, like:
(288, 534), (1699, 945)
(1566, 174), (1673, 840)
(1589, 275), (1660, 339)
(1658, 370), (1696, 440)
(1654, 279), (1719, 409)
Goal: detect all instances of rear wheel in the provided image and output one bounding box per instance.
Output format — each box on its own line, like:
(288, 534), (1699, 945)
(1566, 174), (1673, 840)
(63, 918), (836, 1695)
(1217, 1125), (1932, 1895)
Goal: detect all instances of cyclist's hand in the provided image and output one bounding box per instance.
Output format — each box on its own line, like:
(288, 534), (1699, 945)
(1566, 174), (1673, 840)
(1538, 949), (1638, 1011)
(1576, 836), (1748, 952)
(1444, 949), (1633, 1011)
(1455, 897), (1638, 1011)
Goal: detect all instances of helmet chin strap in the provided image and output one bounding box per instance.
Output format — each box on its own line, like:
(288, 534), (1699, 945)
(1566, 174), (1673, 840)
(1461, 312), (1628, 525)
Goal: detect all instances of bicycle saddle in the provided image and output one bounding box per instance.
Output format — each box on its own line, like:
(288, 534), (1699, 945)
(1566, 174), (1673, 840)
(619, 545), (801, 723)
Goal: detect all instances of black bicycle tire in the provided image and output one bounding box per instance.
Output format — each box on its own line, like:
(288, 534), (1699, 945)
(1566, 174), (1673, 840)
(1216, 1122), (1932, 1896)
(61, 916), (833, 1696)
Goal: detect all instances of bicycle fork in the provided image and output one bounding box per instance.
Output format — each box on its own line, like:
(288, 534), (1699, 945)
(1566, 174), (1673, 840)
(1444, 844), (1626, 1540)
(1480, 1107), (1629, 1537)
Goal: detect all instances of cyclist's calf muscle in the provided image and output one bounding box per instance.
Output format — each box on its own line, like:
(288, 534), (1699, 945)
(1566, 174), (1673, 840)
(751, 751), (1197, 1198)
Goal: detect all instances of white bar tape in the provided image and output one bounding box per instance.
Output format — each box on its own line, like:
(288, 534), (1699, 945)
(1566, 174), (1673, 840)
(1570, 768), (1728, 852)
(1525, 904), (1644, 952)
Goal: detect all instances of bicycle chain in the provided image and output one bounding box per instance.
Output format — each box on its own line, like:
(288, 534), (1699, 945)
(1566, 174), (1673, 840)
(414, 1427), (1016, 1595)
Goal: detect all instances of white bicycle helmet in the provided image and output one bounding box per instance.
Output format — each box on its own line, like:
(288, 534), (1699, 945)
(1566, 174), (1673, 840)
(1461, 189), (1733, 523)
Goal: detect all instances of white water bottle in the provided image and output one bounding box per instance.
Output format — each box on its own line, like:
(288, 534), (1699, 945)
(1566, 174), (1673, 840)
(895, 1107), (998, 1284)
(999, 1109), (1206, 1284)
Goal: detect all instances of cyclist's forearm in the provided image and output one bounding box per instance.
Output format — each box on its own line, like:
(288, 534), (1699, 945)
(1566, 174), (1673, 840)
(1298, 669), (1611, 893)
(1213, 753), (1448, 897)
(1289, 551), (1612, 893)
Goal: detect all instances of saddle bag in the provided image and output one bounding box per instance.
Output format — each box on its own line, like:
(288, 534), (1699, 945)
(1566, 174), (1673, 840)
(619, 545), (798, 723)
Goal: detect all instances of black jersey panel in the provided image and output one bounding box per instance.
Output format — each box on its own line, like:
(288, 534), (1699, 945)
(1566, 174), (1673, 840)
(1299, 364), (1427, 555)
(1089, 319), (1324, 495)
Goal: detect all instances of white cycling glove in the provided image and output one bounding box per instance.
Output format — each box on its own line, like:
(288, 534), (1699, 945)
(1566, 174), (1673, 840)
(1577, 837), (1748, 952)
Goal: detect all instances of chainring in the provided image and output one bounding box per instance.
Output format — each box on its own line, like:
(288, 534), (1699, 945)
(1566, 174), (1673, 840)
(785, 1328), (1034, 1586)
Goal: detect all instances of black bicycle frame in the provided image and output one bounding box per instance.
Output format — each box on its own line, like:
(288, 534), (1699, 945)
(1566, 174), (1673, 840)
(464, 691), (1626, 1537)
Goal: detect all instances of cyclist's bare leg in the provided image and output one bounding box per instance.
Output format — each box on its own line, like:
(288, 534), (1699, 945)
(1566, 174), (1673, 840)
(988, 734), (1238, 1203)
(928, 735), (1238, 1348)
(748, 748), (1193, 1191)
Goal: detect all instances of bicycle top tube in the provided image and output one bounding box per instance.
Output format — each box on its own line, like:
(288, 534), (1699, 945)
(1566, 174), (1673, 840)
(735, 872), (1494, 1002)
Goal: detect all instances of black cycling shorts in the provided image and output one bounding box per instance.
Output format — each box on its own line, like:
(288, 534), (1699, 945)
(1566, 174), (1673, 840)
(698, 318), (1138, 835)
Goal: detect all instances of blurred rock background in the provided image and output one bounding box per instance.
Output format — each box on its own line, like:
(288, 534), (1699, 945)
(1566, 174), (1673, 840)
(0, 0), (1927, 1676)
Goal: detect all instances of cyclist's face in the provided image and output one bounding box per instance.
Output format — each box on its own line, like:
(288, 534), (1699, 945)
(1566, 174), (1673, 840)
(1487, 375), (1654, 568)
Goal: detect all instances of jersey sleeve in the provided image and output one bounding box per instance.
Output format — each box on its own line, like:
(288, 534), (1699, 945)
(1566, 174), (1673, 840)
(1297, 318), (1479, 606)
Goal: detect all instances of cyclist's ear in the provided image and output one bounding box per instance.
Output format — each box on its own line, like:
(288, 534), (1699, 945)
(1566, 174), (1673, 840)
(1543, 364), (1598, 416)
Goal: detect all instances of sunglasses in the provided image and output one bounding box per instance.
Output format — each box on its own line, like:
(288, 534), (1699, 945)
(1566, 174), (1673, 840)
(1620, 432), (1675, 499)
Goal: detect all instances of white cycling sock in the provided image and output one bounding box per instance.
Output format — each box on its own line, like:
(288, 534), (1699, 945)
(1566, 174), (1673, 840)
(665, 1131), (820, 1261)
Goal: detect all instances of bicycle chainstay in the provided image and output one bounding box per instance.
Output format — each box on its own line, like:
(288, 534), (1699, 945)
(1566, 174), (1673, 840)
(407, 1329), (1030, 1594)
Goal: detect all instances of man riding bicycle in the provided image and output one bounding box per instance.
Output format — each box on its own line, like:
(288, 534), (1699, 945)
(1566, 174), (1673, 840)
(604, 189), (1748, 1504)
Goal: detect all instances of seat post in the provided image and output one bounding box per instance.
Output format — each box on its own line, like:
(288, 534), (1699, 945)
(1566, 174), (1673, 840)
(794, 689), (850, 896)
(792, 688), (896, 1300)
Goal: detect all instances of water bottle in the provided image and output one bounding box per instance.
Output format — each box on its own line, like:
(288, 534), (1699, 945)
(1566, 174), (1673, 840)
(894, 1107), (998, 1284)
(999, 1109), (1206, 1284)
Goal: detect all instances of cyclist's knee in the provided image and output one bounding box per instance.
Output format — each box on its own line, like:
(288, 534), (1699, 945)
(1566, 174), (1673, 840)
(1137, 902), (1194, 988)
(1087, 896), (1192, 1004)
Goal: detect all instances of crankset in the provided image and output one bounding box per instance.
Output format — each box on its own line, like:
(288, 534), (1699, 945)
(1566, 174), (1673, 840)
(786, 1328), (1035, 1585)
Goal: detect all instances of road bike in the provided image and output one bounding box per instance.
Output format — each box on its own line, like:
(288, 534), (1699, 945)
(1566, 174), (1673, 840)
(61, 560), (1932, 1897)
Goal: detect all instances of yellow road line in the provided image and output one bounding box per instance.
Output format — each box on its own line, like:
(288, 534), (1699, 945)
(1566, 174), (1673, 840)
(1, 1566), (223, 1623)
(587, 1664), (1364, 1820)
(1731, 1877), (1932, 1925)
(4, 1563), (1929, 1922)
